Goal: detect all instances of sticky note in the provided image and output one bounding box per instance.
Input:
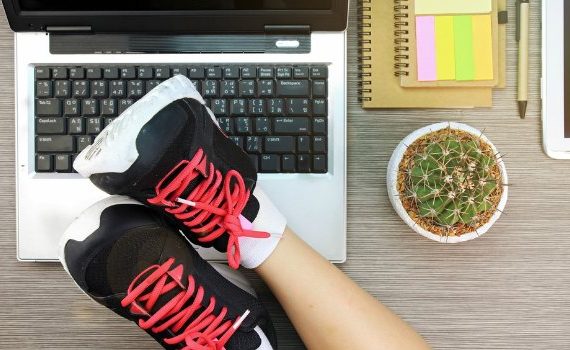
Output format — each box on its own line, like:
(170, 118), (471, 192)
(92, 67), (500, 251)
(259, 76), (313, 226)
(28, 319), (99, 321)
(415, 0), (492, 15)
(416, 16), (437, 81)
(453, 16), (474, 81)
(435, 16), (455, 80)
(472, 14), (494, 80)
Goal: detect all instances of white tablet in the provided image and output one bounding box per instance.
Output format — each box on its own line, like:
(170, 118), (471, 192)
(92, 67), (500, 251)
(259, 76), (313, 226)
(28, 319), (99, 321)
(543, 0), (570, 158)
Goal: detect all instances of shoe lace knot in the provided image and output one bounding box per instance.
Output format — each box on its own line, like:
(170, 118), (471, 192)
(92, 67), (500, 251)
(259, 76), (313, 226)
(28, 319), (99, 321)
(147, 148), (269, 269)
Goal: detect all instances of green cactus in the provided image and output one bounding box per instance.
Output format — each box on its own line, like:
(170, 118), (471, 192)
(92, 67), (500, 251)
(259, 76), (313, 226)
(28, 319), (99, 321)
(404, 131), (500, 228)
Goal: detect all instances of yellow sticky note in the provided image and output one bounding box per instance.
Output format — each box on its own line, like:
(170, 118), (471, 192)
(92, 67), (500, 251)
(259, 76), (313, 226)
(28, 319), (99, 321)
(472, 14), (494, 80)
(415, 0), (492, 15)
(435, 16), (455, 80)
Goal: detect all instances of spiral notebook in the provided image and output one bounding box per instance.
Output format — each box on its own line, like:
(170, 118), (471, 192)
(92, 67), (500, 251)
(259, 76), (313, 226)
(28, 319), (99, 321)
(358, 0), (506, 109)
(398, 0), (499, 87)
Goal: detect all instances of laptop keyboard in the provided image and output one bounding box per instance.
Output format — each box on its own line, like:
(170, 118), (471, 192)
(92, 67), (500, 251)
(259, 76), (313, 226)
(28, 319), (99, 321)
(34, 65), (329, 174)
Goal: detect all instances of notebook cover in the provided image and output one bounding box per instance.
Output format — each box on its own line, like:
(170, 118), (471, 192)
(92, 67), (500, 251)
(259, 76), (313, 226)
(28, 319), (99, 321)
(359, 0), (492, 109)
(399, 0), (500, 88)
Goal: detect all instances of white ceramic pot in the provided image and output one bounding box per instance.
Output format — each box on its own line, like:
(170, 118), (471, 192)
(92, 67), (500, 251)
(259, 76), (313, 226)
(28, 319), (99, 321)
(387, 122), (509, 243)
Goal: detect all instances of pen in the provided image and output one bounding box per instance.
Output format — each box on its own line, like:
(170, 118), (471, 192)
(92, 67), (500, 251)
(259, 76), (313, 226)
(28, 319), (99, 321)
(517, 0), (530, 119)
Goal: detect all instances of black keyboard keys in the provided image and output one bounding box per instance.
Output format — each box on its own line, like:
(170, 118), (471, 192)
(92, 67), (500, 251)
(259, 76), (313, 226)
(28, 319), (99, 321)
(36, 155), (52, 172)
(265, 136), (295, 153)
(36, 136), (74, 153)
(36, 99), (61, 117)
(36, 118), (65, 134)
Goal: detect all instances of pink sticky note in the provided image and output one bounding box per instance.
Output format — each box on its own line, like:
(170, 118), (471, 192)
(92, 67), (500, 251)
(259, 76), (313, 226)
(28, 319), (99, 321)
(416, 16), (437, 81)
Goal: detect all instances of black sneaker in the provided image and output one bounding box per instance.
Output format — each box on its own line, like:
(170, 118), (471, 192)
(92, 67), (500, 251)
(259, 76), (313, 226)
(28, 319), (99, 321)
(59, 196), (277, 350)
(73, 76), (285, 269)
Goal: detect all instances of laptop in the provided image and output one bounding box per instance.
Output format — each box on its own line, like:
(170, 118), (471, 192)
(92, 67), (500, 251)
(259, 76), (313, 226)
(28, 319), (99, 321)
(1, 0), (348, 262)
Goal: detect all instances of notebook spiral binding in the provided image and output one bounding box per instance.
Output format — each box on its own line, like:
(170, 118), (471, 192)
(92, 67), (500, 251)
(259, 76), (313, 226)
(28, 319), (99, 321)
(357, 0), (372, 102)
(394, 0), (410, 77)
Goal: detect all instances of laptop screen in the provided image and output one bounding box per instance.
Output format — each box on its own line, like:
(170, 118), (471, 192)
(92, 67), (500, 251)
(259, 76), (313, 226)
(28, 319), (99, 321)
(19, 0), (332, 11)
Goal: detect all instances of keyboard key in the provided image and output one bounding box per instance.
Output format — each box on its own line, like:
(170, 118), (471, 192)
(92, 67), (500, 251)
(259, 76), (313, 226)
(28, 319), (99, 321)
(138, 67), (154, 79)
(69, 68), (85, 79)
(211, 99), (228, 116)
(274, 117), (310, 135)
(118, 99), (134, 114)
(188, 67), (205, 79)
(103, 67), (120, 79)
(312, 80), (327, 97)
(120, 67), (135, 79)
(259, 80), (275, 97)
(261, 154), (280, 173)
(248, 99), (265, 115)
(286, 98), (310, 116)
(313, 136), (327, 153)
(217, 117), (233, 134)
(54, 81), (70, 98)
(312, 117), (327, 135)
(36, 117), (65, 134)
(311, 66), (328, 79)
(104, 117), (116, 127)
(110, 80), (126, 97)
(241, 66), (257, 78)
(101, 99), (117, 116)
(146, 80), (161, 92)
(276, 67), (292, 79)
(36, 136), (74, 153)
(228, 136), (243, 148)
(313, 99), (327, 116)
(297, 154), (311, 172)
(128, 80), (145, 98)
(36, 99), (61, 116)
(249, 155), (259, 172)
(68, 117), (84, 134)
(206, 67), (222, 79)
(72, 81), (89, 97)
(246, 136), (261, 153)
(264, 136), (295, 153)
(81, 99), (98, 116)
(155, 66), (171, 79)
(277, 80), (309, 97)
(55, 154), (71, 172)
(86, 68), (102, 79)
(297, 136), (311, 153)
(268, 99), (284, 116)
(313, 155), (327, 173)
(91, 80), (108, 98)
(35, 67), (50, 79)
(255, 117), (271, 134)
(258, 67), (274, 78)
(224, 67), (240, 79)
(87, 117), (102, 134)
(76, 135), (93, 152)
(236, 117), (253, 135)
(63, 99), (79, 116)
(282, 154), (296, 172)
(52, 67), (68, 79)
(202, 80), (219, 97)
(36, 154), (52, 172)
(36, 81), (52, 97)
(230, 99), (246, 116)
(171, 66), (187, 77)
(293, 67), (309, 79)
(221, 80), (237, 97)
(239, 80), (256, 97)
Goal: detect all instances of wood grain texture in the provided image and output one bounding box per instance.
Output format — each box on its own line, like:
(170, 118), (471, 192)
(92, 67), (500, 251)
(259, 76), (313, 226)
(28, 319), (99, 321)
(1, 1), (568, 349)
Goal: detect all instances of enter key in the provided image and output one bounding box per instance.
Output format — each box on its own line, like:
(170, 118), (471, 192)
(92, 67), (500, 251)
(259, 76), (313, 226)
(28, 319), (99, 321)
(274, 117), (310, 135)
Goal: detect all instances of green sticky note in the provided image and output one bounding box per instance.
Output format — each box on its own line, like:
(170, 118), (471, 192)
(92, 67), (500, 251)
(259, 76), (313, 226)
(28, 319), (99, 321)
(453, 15), (475, 81)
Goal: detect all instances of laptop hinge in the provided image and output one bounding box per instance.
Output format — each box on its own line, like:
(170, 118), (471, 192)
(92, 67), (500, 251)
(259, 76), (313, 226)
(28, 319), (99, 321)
(264, 25), (311, 35)
(46, 26), (92, 33)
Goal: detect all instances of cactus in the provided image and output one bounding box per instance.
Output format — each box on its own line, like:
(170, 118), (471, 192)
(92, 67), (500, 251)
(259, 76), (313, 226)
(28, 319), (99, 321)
(402, 130), (501, 229)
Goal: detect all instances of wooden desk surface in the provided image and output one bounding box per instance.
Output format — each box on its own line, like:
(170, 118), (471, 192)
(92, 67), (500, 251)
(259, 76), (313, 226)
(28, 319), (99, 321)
(1, 1), (566, 349)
